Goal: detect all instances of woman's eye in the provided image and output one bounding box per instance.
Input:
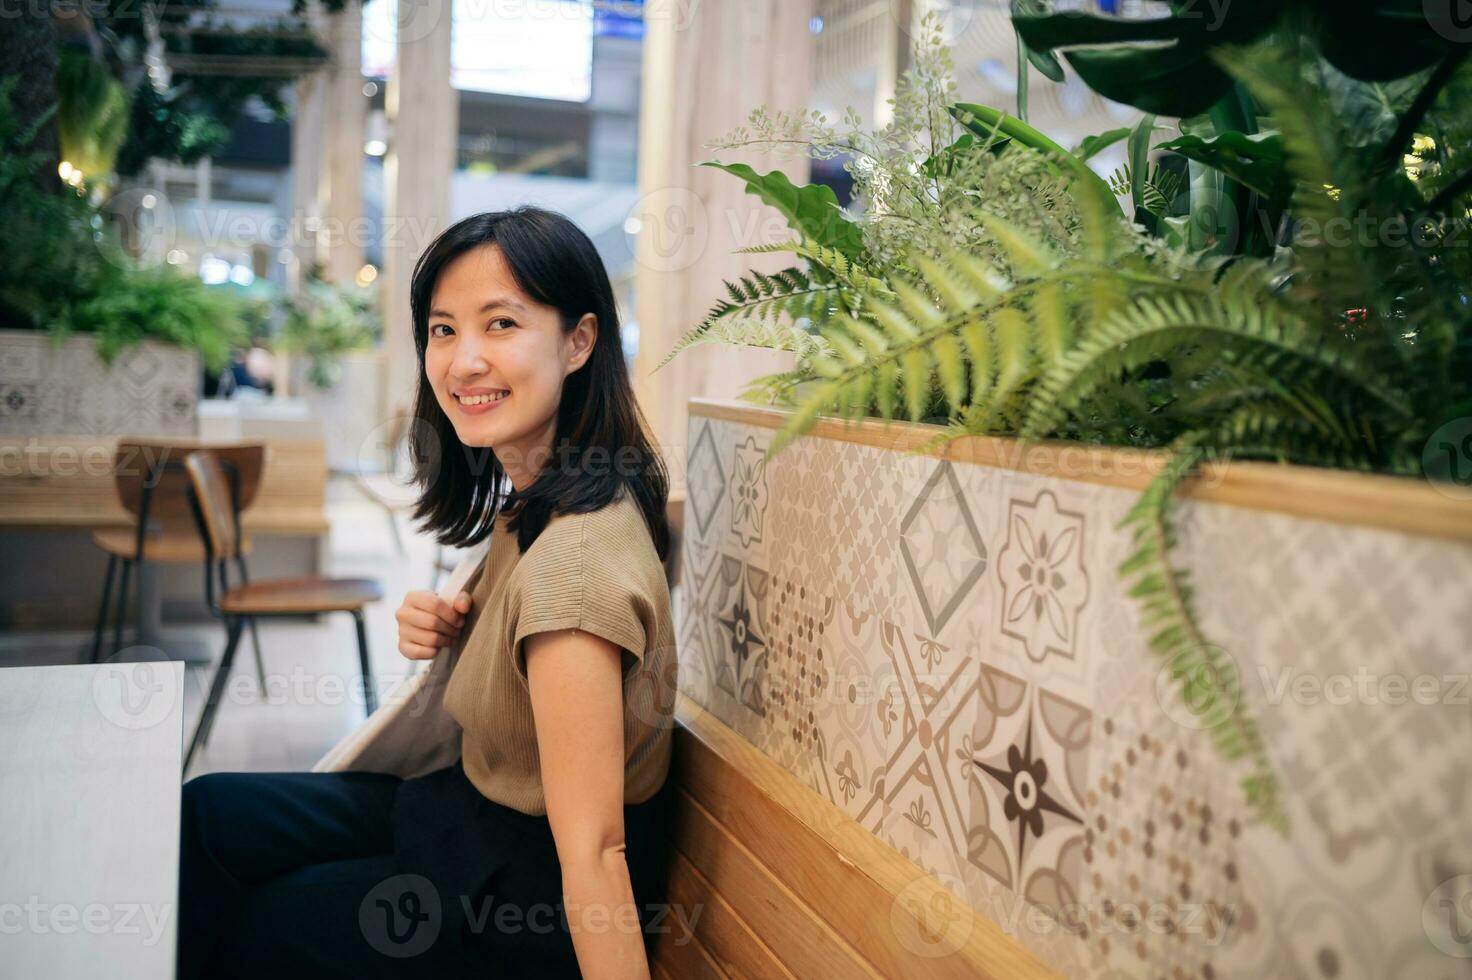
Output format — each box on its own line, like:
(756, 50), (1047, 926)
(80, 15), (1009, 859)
(429, 323), (452, 338)
(489, 318), (515, 331)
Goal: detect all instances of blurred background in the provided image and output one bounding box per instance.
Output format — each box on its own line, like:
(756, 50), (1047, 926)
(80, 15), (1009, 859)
(0, 0), (1142, 772)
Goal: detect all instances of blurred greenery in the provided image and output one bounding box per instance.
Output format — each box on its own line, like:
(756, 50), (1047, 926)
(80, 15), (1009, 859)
(277, 270), (382, 390)
(0, 77), (246, 373)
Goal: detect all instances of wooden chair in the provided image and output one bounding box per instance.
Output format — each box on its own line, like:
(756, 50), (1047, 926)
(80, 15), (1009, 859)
(650, 694), (1059, 979)
(89, 441), (267, 681)
(181, 449), (384, 772)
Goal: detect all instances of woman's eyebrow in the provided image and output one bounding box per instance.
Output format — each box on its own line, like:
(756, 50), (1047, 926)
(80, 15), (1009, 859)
(429, 297), (528, 319)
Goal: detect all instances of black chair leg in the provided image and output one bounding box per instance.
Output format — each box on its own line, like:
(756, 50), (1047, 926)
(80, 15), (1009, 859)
(184, 616), (244, 773)
(233, 558), (267, 688)
(90, 554), (119, 664)
(113, 558), (133, 655)
(352, 609), (377, 716)
(246, 617), (266, 690)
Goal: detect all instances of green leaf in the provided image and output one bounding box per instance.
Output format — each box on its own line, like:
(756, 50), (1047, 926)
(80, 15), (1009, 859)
(1062, 44), (1238, 118)
(949, 102), (1120, 211)
(1155, 130), (1287, 202)
(698, 160), (865, 261)
(1127, 113), (1157, 220)
(1076, 127), (1131, 160)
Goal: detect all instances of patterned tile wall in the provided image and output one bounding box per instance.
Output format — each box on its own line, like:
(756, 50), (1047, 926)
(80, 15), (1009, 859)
(0, 331), (199, 437)
(677, 412), (1472, 979)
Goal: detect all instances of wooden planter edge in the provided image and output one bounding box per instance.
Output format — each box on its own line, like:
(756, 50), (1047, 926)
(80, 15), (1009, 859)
(688, 398), (1472, 545)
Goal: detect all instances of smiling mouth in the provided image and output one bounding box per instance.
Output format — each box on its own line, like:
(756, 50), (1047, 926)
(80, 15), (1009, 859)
(455, 390), (509, 406)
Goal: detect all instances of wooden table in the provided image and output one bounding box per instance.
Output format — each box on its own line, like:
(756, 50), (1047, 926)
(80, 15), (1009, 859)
(0, 662), (184, 978)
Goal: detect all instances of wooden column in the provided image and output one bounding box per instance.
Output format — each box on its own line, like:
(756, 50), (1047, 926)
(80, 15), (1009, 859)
(320, 0), (366, 287)
(380, 0), (457, 419)
(632, 1), (817, 493)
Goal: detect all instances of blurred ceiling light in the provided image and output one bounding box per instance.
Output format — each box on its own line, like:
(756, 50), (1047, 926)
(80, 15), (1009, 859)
(199, 255), (231, 285)
(365, 139), (388, 157)
(362, 81), (379, 97)
(167, 249), (188, 265)
(623, 215), (643, 235)
(230, 264), (255, 286)
(356, 263), (379, 287)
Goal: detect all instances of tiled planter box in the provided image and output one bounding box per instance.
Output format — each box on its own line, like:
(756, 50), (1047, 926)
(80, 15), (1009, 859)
(0, 329), (199, 437)
(677, 398), (1472, 978)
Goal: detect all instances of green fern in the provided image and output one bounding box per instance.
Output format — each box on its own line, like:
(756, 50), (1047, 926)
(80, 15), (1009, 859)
(1117, 445), (1287, 833)
(1109, 161), (1185, 218)
(652, 239), (880, 374)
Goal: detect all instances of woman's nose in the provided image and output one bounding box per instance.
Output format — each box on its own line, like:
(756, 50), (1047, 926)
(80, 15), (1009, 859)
(451, 338), (489, 376)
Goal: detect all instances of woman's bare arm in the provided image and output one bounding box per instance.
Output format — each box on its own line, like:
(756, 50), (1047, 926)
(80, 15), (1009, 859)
(524, 627), (651, 980)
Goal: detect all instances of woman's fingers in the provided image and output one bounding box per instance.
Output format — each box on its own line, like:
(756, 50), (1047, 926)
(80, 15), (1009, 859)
(395, 590), (472, 663)
(397, 638), (440, 661)
(433, 596), (466, 628)
(399, 624), (452, 650)
(397, 605), (461, 638)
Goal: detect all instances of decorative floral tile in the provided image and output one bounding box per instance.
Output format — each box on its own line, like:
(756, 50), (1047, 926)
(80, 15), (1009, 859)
(704, 554), (771, 718)
(965, 676), (1091, 916)
(997, 489), (1091, 666)
(728, 433), (769, 548)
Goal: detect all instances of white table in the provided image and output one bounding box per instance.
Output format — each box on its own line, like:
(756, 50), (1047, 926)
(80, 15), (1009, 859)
(0, 662), (184, 979)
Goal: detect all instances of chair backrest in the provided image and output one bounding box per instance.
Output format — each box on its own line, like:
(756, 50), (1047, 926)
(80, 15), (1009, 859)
(114, 441), (265, 534)
(183, 450), (246, 560)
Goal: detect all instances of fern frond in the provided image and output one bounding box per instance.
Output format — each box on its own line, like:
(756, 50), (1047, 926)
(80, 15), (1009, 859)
(654, 262), (851, 373)
(1021, 291), (1412, 441)
(1118, 444), (1287, 834)
(977, 212), (1060, 278)
(1109, 161), (1185, 218)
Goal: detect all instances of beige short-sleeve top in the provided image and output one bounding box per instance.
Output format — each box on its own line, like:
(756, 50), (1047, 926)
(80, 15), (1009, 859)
(443, 489), (678, 816)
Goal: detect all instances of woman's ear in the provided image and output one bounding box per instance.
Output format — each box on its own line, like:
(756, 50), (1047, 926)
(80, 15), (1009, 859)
(567, 313), (598, 372)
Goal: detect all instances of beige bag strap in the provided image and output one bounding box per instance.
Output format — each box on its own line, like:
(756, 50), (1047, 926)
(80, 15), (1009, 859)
(312, 539), (490, 777)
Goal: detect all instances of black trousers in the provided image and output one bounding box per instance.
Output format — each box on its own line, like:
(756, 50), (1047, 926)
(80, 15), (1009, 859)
(177, 762), (675, 979)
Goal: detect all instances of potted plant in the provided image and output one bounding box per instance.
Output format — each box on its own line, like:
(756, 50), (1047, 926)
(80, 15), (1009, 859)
(662, 12), (1471, 976)
(0, 78), (246, 436)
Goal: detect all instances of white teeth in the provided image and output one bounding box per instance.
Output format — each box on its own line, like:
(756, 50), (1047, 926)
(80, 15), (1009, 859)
(457, 391), (508, 406)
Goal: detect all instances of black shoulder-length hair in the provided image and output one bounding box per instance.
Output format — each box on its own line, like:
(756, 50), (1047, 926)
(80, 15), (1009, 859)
(407, 206), (670, 561)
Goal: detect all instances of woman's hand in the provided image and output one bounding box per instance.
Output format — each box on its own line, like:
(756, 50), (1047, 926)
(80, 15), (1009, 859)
(395, 590), (472, 660)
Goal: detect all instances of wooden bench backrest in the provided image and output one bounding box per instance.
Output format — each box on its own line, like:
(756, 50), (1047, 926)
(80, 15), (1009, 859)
(650, 694), (1058, 979)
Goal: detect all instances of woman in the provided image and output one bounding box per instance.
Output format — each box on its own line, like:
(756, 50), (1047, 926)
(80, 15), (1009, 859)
(177, 206), (680, 979)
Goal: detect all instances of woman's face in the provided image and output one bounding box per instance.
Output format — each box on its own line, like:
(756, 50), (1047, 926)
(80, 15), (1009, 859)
(424, 244), (596, 491)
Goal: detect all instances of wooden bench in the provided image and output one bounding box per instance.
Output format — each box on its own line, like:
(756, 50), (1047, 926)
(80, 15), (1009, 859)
(650, 693), (1057, 979)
